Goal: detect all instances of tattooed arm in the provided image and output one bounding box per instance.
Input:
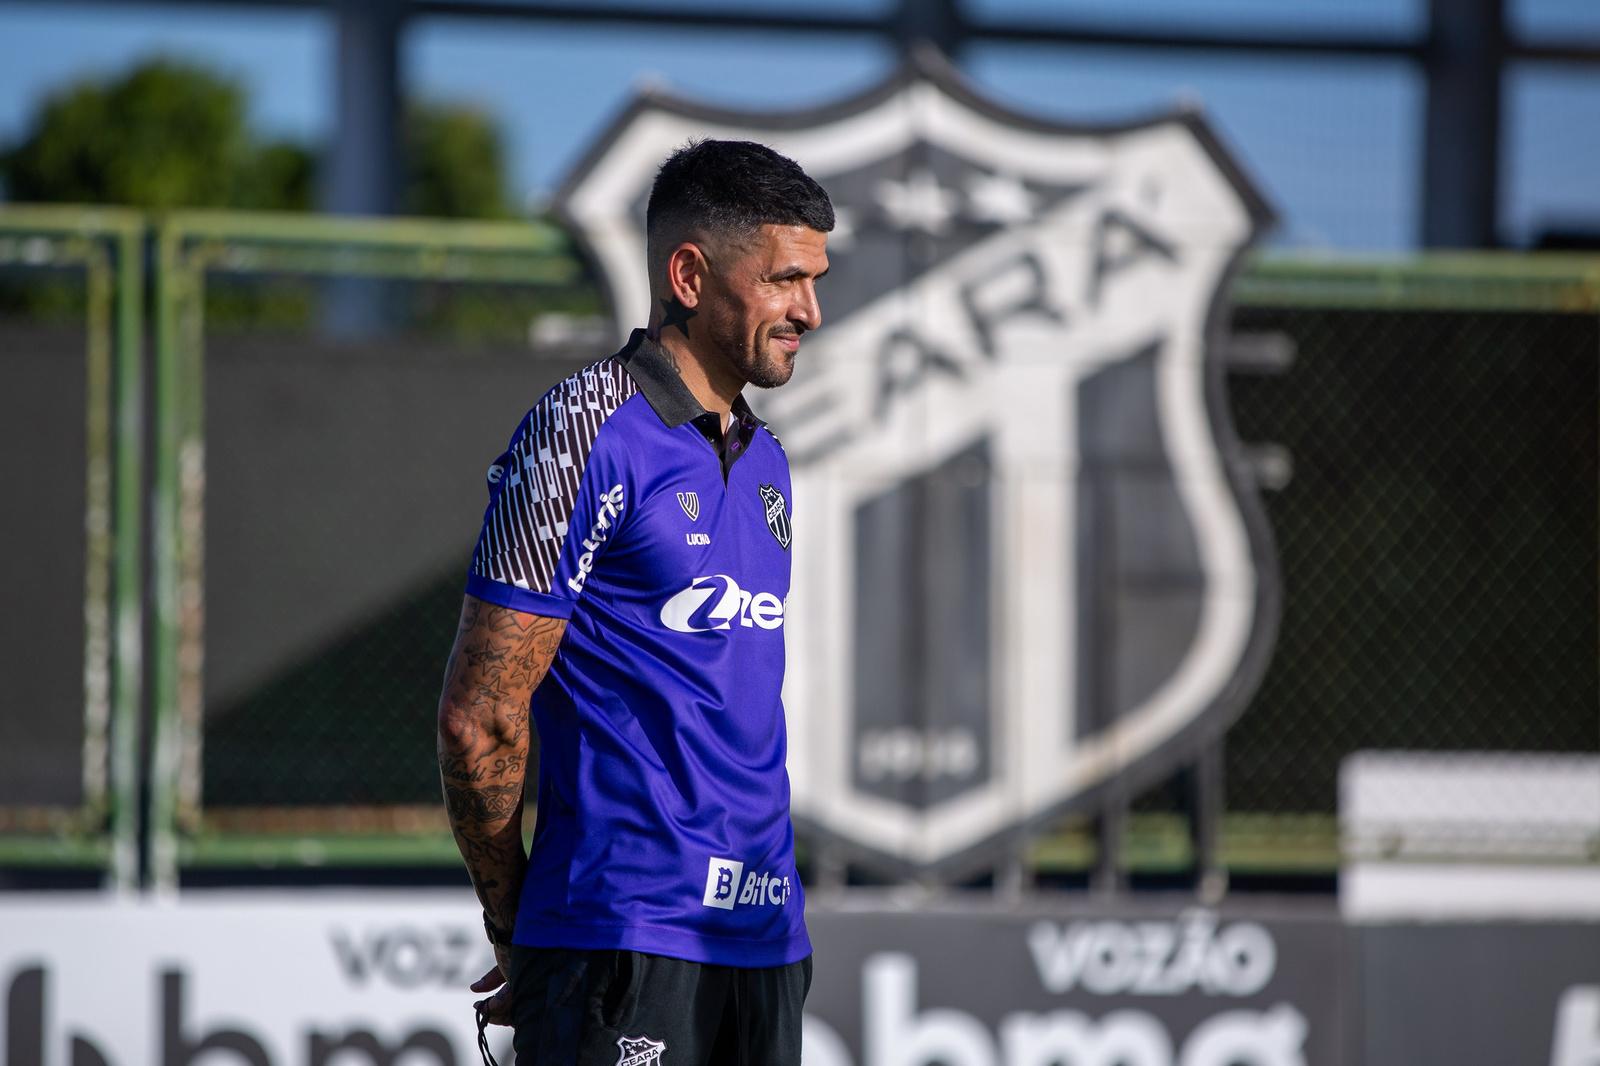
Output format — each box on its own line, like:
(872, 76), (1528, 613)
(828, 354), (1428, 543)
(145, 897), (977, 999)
(435, 594), (566, 976)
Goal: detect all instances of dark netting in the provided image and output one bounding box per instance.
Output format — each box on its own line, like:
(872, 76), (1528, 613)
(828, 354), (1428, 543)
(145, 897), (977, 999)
(1223, 305), (1600, 814)
(193, 269), (597, 821)
(0, 284), (90, 812)
(179, 251), (1599, 868)
(202, 569), (468, 807)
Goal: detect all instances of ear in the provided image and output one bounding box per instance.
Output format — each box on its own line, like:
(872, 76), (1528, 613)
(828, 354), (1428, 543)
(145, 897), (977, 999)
(665, 242), (708, 309)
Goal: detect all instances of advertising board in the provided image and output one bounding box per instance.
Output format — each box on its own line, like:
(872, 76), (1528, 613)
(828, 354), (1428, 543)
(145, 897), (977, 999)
(802, 902), (1345, 1066)
(0, 895), (1346, 1066)
(1358, 923), (1600, 1066)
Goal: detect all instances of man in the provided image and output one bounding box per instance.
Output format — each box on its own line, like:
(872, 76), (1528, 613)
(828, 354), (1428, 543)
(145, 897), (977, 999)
(436, 138), (832, 1066)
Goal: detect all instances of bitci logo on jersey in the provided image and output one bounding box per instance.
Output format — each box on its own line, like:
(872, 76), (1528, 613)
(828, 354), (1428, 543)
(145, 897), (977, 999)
(702, 857), (793, 911)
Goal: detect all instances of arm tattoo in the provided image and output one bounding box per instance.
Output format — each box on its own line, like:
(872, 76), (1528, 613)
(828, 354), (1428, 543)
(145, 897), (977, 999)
(443, 780), (523, 822)
(436, 596), (567, 930)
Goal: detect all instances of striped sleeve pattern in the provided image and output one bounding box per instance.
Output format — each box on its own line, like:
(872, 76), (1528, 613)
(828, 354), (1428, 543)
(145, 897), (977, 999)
(470, 357), (637, 596)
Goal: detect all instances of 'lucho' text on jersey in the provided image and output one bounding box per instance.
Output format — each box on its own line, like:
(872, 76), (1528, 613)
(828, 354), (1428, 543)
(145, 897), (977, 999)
(465, 329), (807, 967)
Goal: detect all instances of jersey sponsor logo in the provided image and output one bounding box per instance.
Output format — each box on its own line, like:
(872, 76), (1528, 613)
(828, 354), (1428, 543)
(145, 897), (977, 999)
(737, 867), (794, 907)
(702, 856), (744, 910)
(659, 574), (784, 633)
(486, 463), (505, 486)
(566, 483), (626, 596)
(759, 484), (791, 550)
(701, 856), (793, 910)
(615, 1035), (666, 1066)
(685, 532), (711, 546)
(676, 490), (700, 521)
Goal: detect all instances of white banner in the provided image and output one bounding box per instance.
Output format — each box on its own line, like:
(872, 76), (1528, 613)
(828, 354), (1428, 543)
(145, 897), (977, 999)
(0, 892), (510, 1065)
(1, 893), (1352, 1066)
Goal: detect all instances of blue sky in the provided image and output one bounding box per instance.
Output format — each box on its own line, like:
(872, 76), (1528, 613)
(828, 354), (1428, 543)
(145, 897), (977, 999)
(1, 0), (1596, 249)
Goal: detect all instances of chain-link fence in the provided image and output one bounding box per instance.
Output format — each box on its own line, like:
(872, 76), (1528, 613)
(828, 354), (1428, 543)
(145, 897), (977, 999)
(0, 208), (142, 884)
(1033, 263), (1599, 880)
(151, 244), (1600, 884)
(1227, 300), (1597, 813)
(1, 206), (1595, 887)
(1221, 262), (1599, 877)
(144, 212), (596, 883)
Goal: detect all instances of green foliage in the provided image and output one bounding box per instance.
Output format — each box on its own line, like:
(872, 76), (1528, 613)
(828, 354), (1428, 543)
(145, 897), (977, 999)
(0, 58), (531, 334)
(3, 60), (253, 209)
(238, 139), (317, 212)
(404, 101), (511, 219)
(1, 58), (512, 218)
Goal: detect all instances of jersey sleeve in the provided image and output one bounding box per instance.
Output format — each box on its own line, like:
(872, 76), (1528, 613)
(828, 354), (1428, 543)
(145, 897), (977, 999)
(465, 383), (631, 619)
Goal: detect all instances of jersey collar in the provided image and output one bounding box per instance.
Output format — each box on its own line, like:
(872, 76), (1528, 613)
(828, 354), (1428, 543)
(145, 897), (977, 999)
(617, 328), (766, 432)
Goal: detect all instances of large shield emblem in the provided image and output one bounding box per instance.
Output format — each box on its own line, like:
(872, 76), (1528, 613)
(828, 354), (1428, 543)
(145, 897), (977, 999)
(558, 52), (1280, 874)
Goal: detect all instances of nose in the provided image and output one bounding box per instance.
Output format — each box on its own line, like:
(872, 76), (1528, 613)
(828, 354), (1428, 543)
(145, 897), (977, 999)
(791, 279), (822, 332)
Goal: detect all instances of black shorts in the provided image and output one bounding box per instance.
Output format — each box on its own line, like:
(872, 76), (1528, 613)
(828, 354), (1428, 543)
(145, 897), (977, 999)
(507, 945), (812, 1066)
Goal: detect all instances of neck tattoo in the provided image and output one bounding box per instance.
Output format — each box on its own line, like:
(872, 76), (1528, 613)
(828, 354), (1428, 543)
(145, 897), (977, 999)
(657, 296), (696, 340)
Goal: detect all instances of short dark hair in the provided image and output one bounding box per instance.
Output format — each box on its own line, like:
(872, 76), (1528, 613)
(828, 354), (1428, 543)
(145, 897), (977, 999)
(646, 139), (833, 266)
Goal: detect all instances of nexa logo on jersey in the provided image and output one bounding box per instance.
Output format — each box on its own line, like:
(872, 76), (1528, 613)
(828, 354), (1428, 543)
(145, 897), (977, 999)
(660, 574), (784, 632)
(566, 484), (626, 596)
(701, 857), (794, 910)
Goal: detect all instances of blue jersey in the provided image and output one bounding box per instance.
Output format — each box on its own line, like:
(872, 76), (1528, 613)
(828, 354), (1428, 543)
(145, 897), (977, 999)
(465, 329), (808, 968)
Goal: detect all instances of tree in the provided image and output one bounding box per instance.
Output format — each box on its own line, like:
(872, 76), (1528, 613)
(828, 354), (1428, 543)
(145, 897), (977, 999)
(404, 101), (511, 219)
(2, 60), (271, 209)
(238, 139), (317, 213)
(2, 58), (510, 217)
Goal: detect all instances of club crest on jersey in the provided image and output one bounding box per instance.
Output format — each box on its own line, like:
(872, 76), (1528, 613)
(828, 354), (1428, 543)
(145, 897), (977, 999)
(759, 484), (791, 551)
(676, 490), (700, 521)
(615, 1035), (666, 1066)
(559, 50), (1280, 876)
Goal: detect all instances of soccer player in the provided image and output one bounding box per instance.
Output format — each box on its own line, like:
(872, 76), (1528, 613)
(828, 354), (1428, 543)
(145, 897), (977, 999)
(436, 139), (832, 1066)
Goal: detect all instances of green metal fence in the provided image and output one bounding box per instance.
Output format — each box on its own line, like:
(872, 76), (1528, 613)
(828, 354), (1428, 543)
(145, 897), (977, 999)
(0, 207), (143, 886)
(1210, 256), (1598, 876)
(148, 210), (586, 889)
(2, 205), (1596, 890)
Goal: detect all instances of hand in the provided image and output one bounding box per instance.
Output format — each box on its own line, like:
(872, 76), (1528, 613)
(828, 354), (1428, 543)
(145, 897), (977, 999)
(472, 943), (516, 1027)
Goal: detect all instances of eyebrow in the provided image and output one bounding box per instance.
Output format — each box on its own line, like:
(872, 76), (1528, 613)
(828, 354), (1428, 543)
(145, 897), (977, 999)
(770, 265), (829, 281)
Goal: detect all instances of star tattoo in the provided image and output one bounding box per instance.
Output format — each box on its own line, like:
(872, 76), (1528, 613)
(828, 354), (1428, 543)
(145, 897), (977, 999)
(464, 643), (506, 669)
(659, 296), (696, 339)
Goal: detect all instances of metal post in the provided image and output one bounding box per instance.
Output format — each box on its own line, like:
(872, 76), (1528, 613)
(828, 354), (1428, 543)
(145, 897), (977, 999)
(109, 222), (145, 895)
(1091, 793), (1127, 895)
(149, 223), (182, 896)
(81, 238), (115, 884)
(148, 219), (210, 897)
(1085, 466), (1126, 895)
(324, 0), (405, 334)
(897, 0), (962, 59)
(1421, 0), (1505, 247)
(1190, 737), (1227, 903)
(995, 833), (1031, 901)
(327, 0), (403, 218)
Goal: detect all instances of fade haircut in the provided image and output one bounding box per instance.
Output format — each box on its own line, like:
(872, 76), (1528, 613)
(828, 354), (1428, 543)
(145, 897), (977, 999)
(646, 139), (834, 275)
